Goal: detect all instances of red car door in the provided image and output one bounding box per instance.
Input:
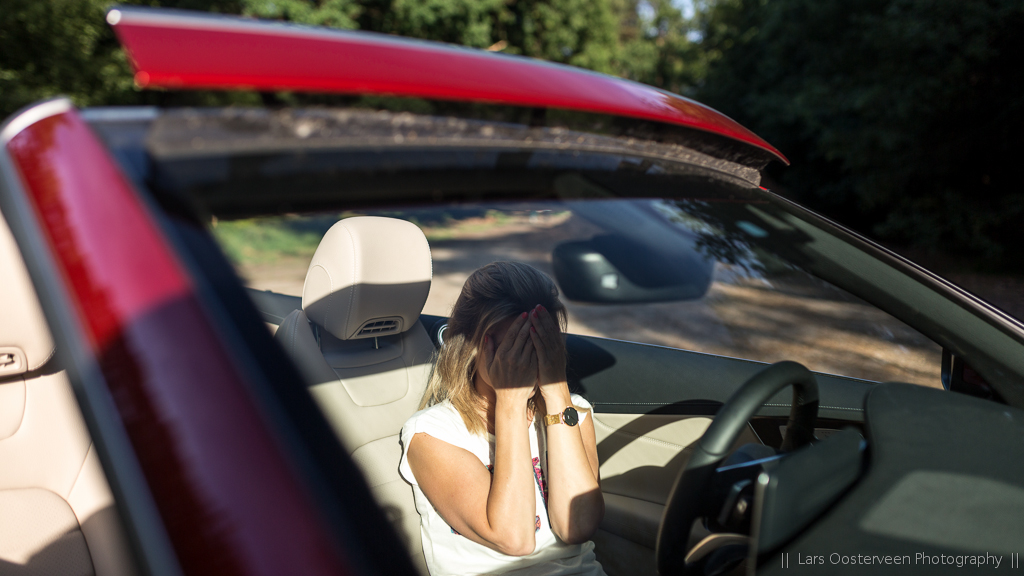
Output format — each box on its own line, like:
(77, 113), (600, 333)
(0, 99), (410, 576)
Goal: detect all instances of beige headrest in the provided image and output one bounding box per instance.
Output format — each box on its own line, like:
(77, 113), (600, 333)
(302, 217), (431, 341)
(0, 211), (55, 377)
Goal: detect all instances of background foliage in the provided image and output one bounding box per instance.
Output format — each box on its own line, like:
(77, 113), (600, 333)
(696, 0), (1024, 270)
(2, 0), (1021, 269)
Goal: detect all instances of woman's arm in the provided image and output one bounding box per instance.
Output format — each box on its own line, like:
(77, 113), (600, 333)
(407, 313), (540, 556)
(530, 306), (605, 544)
(408, 412), (535, 555)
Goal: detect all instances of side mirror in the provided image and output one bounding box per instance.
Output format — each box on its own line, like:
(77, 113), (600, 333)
(552, 234), (713, 304)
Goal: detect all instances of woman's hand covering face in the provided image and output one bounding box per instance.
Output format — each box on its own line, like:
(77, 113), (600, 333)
(528, 305), (567, 388)
(480, 312), (539, 397)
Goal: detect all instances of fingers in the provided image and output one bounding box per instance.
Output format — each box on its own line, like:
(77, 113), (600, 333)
(530, 305), (562, 351)
(496, 312), (528, 355)
(510, 312), (534, 358)
(528, 326), (545, 354)
(530, 306), (566, 387)
(489, 315), (540, 392)
(529, 326), (549, 366)
(539, 305), (560, 337)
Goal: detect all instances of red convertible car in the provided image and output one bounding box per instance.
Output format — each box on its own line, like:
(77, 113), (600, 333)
(2, 7), (1023, 576)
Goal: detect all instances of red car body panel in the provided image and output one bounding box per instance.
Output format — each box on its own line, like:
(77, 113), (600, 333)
(108, 8), (788, 165)
(4, 104), (351, 576)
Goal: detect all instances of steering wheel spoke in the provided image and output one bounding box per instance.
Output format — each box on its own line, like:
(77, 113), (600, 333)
(684, 533), (750, 565)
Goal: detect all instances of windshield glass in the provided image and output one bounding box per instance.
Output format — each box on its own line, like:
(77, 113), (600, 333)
(212, 198), (942, 387)
(122, 107), (947, 389)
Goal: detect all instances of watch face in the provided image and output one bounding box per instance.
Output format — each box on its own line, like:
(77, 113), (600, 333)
(562, 406), (579, 427)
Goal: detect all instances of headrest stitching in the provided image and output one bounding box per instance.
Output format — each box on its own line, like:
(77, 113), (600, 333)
(289, 312), (297, 352)
(324, 263), (334, 337)
(344, 223), (358, 339)
(28, 345), (56, 372)
(309, 263), (334, 335)
(426, 235), (433, 285)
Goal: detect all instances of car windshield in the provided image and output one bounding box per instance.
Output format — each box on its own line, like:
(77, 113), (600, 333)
(211, 197), (941, 387)
(91, 105), (951, 389)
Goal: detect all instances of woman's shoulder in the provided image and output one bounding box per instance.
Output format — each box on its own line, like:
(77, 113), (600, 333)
(402, 400), (472, 446)
(404, 399), (461, 428)
(400, 401), (485, 485)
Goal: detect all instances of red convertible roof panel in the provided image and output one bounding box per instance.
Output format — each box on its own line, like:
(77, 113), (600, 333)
(108, 7), (787, 165)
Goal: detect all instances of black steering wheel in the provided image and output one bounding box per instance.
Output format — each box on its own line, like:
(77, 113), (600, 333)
(656, 361), (819, 575)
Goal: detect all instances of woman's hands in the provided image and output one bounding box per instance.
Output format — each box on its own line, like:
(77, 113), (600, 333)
(480, 312), (539, 404)
(528, 305), (567, 393)
(478, 305), (567, 400)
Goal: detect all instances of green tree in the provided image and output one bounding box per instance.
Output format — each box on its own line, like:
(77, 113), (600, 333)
(242, 0), (360, 28)
(2, 0), (650, 120)
(358, 0), (506, 48)
(697, 0), (1024, 268)
(0, 0), (264, 118)
(503, 0), (619, 73)
(615, 0), (705, 96)
(358, 0), (621, 72)
(0, 0), (136, 116)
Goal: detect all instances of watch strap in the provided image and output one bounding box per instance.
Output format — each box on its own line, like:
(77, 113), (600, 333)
(545, 406), (580, 427)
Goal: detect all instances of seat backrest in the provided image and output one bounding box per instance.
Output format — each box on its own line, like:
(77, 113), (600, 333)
(0, 211), (136, 576)
(274, 217), (435, 574)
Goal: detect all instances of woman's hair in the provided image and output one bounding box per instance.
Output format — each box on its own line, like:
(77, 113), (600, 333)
(421, 261), (568, 435)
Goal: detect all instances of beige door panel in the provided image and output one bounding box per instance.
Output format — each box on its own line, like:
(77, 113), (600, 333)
(593, 526), (659, 576)
(595, 413), (712, 505)
(600, 492), (664, 551)
(593, 412), (760, 554)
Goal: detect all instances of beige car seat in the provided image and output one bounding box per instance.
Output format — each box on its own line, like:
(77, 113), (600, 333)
(274, 217), (435, 575)
(0, 212), (136, 576)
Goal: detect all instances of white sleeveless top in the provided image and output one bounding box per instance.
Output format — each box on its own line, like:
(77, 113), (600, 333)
(399, 394), (606, 576)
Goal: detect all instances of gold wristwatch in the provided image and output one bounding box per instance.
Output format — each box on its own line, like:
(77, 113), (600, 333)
(545, 406), (580, 427)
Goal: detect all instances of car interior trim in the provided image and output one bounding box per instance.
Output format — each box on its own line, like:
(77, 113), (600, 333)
(0, 104), (182, 576)
(4, 103), (357, 576)
(768, 190), (1024, 342)
(756, 383), (1024, 574)
(0, 98), (72, 146)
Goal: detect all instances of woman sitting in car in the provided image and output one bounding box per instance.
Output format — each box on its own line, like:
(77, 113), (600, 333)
(400, 261), (606, 575)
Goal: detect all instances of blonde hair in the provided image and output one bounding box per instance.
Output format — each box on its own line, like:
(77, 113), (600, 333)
(420, 261), (568, 435)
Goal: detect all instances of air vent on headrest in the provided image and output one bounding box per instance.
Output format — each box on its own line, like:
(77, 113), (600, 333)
(357, 319), (401, 337)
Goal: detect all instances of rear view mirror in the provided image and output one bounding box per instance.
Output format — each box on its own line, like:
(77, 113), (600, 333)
(552, 234), (713, 304)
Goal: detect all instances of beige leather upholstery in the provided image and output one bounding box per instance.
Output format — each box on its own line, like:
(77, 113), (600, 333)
(595, 414), (715, 507)
(0, 219), (54, 379)
(0, 212), (136, 576)
(591, 412), (760, 576)
(302, 217), (432, 341)
(276, 217), (435, 574)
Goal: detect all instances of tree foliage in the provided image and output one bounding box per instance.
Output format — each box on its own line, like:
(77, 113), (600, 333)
(243, 0), (360, 28)
(3, 0), (1022, 268)
(0, 0), (136, 114)
(615, 0), (704, 95)
(696, 0), (1024, 268)
(1, 0), (627, 115)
